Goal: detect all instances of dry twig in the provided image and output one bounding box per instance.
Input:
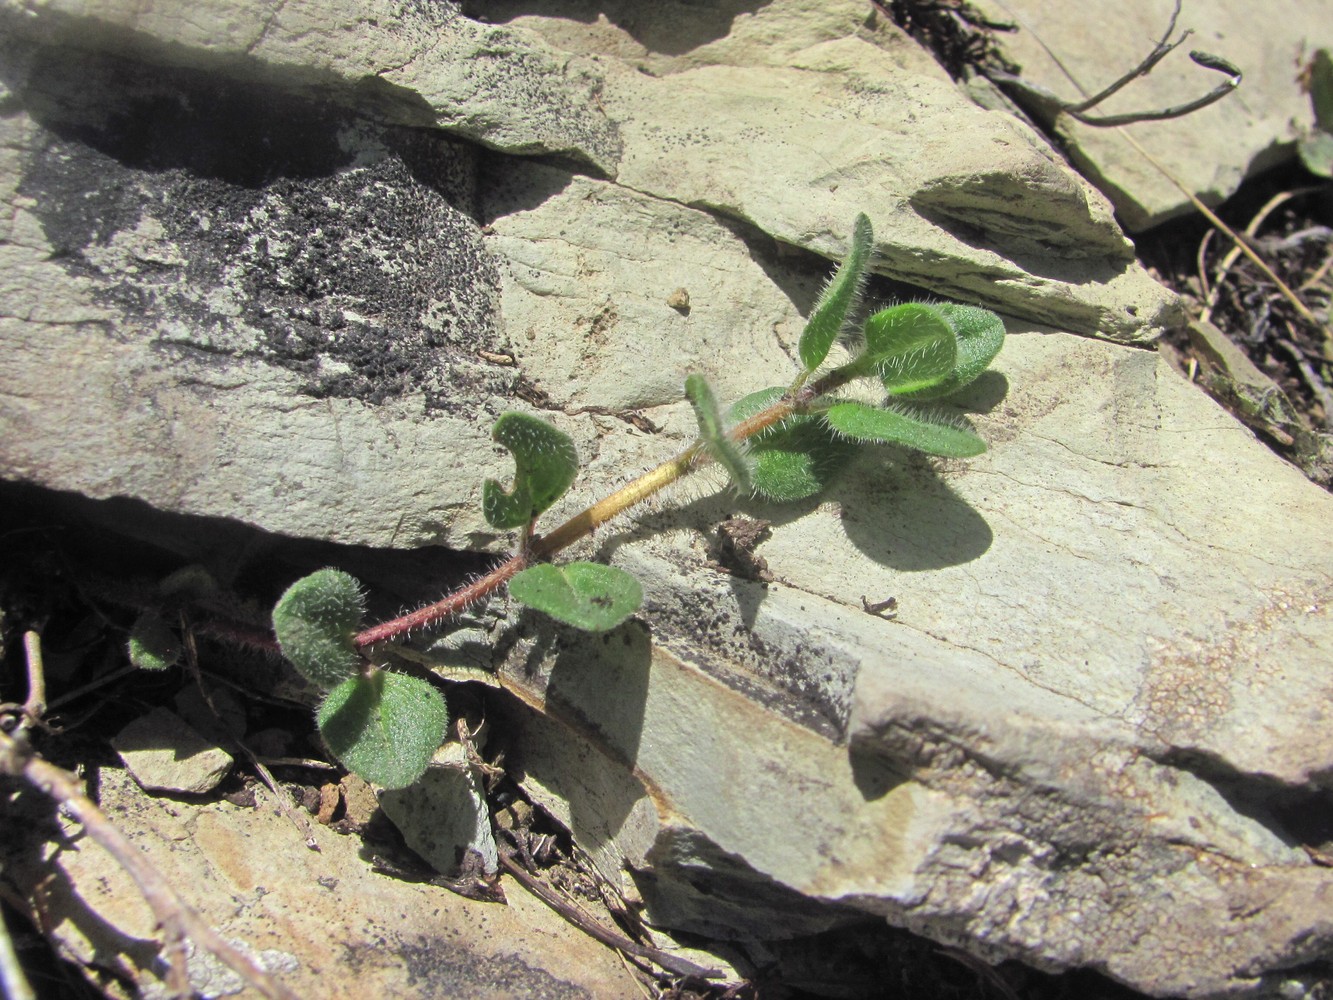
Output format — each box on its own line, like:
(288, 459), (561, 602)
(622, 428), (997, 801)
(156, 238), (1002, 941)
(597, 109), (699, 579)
(0, 633), (302, 1000)
(497, 849), (722, 982)
(987, 0), (1241, 127)
(987, 0), (1332, 360)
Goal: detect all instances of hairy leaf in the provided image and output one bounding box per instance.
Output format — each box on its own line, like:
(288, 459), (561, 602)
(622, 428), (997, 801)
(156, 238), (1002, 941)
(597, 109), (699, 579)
(685, 373), (752, 492)
(483, 412), (579, 530)
(894, 304), (1005, 400)
(272, 568), (365, 688)
(317, 671), (449, 789)
(750, 426), (856, 500)
(1301, 51), (1333, 174)
(128, 611), (181, 671)
(861, 304), (956, 394)
(510, 562), (642, 632)
(158, 565), (217, 600)
(728, 385), (787, 423)
(798, 214), (873, 374)
(825, 401), (986, 457)
(729, 387), (855, 501)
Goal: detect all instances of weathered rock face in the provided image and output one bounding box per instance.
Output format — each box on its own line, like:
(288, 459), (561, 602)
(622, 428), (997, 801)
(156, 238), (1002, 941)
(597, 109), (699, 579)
(496, 331), (1333, 999)
(968, 0), (1333, 231)
(0, 766), (644, 999)
(1, 1), (1331, 998)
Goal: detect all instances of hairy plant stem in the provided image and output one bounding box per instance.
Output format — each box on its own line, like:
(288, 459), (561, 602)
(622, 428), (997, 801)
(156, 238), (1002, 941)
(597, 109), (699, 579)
(352, 373), (847, 650)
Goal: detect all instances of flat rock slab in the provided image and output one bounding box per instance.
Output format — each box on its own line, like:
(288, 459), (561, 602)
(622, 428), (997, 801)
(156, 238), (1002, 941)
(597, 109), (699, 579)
(0, 0), (1176, 343)
(496, 327), (1333, 999)
(111, 707), (234, 795)
(971, 0), (1333, 230)
(379, 743), (500, 878)
(0, 1), (1331, 997)
(1, 766), (644, 998)
(481, 0), (1177, 342)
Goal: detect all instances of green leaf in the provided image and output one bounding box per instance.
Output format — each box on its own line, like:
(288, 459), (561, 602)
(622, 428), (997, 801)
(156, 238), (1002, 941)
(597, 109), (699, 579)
(798, 214), (874, 374)
(895, 304), (1005, 401)
(509, 562), (643, 632)
(728, 385), (787, 423)
(729, 386), (855, 501)
(127, 611), (181, 671)
(749, 425), (856, 500)
(685, 374), (752, 492)
(157, 565), (217, 600)
(482, 412), (579, 530)
(1299, 130), (1333, 178)
(861, 304), (957, 394)
(825, 401), (986, 457)
(317, 671), (449, 789)
(272, 568), (365, 688)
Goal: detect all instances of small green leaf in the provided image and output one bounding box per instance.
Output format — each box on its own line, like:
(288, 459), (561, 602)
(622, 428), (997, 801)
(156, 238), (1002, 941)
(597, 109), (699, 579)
(158, 565), (217, 600)
(272, 568), (365, 688)
(1299, 130), (1333, 177)
(1298, 50), (1333, 174)
(482, 412), (579, 530)
(895, 304), (1005, 401)
(825, 401), (986, 457)
(749, 426), (855, 500)
(317, 671), (449, 789)
(798, 214), (874, 374)
(861, 304), (957, 394)
(685, 374), (752, 492)
(128, 611), (181, 671)
(729, 386), (854, 501)
(728, 385), (787, 423)
(510, 562), (642, 632)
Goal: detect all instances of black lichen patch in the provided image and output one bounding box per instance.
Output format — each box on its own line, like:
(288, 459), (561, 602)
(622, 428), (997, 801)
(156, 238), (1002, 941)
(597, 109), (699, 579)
(14, 44), (509, 417)
(397, 934), (589, 999)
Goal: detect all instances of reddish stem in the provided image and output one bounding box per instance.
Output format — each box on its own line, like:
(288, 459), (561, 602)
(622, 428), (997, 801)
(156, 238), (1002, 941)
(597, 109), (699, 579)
(353, 553), (528, 648)
(194, 618), (281, 654)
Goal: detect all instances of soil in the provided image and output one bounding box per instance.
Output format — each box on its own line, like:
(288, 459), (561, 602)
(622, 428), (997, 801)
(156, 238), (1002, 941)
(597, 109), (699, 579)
(1140, 160), (1333, 472)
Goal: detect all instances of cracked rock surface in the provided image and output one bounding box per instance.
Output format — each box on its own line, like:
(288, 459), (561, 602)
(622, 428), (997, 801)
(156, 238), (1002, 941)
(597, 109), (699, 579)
(969, 0), (1333, 231)
(1, 1), (1331, 997)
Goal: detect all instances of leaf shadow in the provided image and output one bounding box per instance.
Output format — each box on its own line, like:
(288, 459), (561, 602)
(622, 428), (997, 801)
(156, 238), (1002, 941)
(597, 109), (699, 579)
(600, 402), (1001, 580)
(834, 452), (994, 572)
(496, 614), (655, 862)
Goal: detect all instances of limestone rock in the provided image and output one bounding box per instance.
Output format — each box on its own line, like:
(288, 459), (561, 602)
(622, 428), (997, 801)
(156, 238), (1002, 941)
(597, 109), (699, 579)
(379, 743), (500, 878)
(484, 0), (1179, 342)
(1, 1), (1331, 997)
(0, 766), (643, 998)
(0, 0), (1180, 546)
(112, 707), (234, 795)
(970, 0), (1333, 230)
(0, 43), (514, 547)
(495, 328), (1333, 998)
(0, 0), (621, 173)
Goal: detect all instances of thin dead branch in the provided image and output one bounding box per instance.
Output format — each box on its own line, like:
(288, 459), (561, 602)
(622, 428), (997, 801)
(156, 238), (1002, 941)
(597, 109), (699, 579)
(497, 848), (722, 982)
(987, 0), (1241, 127)
(1200, 187), (1325, 323)
(987, 0), (1332, 359)
(0, 897), (36, 1000)
(1, 732), (303, 1000)
(1276, 338), (1333, 428)
(0, 632), (302, 1000)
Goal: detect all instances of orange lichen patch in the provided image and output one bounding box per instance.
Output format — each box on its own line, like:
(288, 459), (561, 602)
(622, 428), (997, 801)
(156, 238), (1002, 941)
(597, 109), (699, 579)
(1134, 578), (1333, 747)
